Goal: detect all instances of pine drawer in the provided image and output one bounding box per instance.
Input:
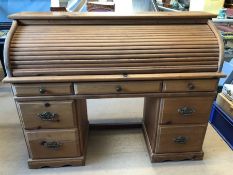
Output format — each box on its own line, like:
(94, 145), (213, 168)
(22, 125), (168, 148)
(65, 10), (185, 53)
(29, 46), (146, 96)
(162, 79), (218, 92)
(25, 129), (81, 159)
(12, 83), (73, 96)
(74, 81), (162, 95)
(155, 125), (207, 154)
(160, 96), (215, 124)
(17, 100), (76, 129)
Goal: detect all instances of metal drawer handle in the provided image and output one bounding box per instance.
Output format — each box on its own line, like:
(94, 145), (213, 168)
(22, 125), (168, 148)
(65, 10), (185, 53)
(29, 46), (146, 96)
(37, 112), (59, 121)
(115, 85), (122, 92)
(178, 107), (195, 116)
(174, 136), (188, 144)
(41, 141), (62, 150)
(187, 82), (195, 90)
(39, 87), (46, 94)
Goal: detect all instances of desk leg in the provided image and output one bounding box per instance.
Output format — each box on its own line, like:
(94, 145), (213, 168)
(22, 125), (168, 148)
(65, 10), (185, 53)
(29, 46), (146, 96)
(143, 97), (161, 161)
(76, 99), (89, 163)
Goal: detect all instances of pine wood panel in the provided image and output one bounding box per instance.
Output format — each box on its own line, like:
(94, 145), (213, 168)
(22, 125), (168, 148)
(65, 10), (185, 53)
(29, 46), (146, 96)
(12, 83), (73, 96)
(25, 129), (81, 159)
(17, 100), (76, 129)
(160, 96), (215, 124)
(74, 81), (162, 95)
(12, 66), (218, 77)
(143, 97), (161, 151)
(155, 125), (207, 153)
(3, 72), (225, 84)
(9, 24), (220, 76)
(163, 79), (218, 92)
(9, 12), (216, 20)
(28, 157), (85, 169)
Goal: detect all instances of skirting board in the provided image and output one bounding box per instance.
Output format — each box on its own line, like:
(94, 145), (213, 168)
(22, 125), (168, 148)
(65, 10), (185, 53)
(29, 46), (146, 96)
(28, 157), (85, 169)
(142, 123), (204, 162)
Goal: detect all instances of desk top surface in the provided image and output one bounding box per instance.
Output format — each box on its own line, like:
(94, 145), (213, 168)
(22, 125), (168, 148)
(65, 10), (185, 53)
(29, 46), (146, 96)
(9, 11), (216, 20)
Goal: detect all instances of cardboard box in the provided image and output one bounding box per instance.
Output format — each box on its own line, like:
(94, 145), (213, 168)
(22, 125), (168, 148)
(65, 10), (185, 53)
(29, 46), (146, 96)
(222, 84), (233, 101)
(189, 0), (224, 15)
(216, 93), (233, 118)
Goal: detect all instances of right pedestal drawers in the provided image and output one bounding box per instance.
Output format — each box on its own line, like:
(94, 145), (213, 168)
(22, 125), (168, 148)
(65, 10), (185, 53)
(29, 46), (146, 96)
(143, 79), (217, 162)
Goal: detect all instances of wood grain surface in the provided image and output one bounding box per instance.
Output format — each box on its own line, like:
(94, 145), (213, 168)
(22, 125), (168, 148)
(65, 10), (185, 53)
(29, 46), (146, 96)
(12, 83), (73, 96)
(9, 24), (219, 76)
(17, 100), (76, 129)
(25, 129), (81, 159)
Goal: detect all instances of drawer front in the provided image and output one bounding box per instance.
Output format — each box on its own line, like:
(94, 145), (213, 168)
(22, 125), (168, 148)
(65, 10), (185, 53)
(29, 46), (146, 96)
(74, 81), (161, 95)
(17, 100), (76, 129)
(12, 83), (73, 96)
(25, 129), (81, 159)
(163, 79), (218, 92)
(156, 125), (206, 154)
(160, 96), (214, 124)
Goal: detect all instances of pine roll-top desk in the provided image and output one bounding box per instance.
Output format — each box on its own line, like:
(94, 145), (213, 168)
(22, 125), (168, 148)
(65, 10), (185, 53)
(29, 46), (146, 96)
(3, 12), (225, 168)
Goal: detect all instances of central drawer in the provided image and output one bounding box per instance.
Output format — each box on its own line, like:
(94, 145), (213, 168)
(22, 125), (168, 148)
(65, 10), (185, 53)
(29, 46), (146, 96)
(74, 81), (162, 95)
(17, 100), (76, 129)
(25, 129), (81, 159)
(156, 125), (207, 154)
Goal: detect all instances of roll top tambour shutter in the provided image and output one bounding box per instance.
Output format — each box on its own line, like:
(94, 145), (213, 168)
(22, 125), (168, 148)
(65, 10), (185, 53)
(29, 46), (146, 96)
(5, 12), (222, 77)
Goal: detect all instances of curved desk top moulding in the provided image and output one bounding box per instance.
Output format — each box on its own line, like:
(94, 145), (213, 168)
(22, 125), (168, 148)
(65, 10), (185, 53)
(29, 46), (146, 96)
(3, 72), (225, 83)
(8, 12), (216, 20)
(8, 12), (216, 25)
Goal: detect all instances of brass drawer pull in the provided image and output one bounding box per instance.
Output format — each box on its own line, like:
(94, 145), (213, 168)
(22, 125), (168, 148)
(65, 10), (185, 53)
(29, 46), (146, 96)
(39, 87), (46, 94)
(178, 107), (195, 116)
(174, 136), (188, 144)
(41, 141), (62, 150)
(37, 112), (59, 121)
(115, 85), (122, 92)
(187, 82), (195, 90)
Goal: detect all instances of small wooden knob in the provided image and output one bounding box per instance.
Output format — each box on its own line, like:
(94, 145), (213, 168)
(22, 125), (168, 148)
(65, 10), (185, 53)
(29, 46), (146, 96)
(115, 86), (122, 92)
(39, 87), (46, 94)
(44, 103), (50, 107)
(187, 83), (195, 90)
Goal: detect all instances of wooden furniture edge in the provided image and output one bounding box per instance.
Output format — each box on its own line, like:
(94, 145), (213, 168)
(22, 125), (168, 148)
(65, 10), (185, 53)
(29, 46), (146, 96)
(89, 122), (142, 130)
(2, 72), (226, 83)
(208, 20), (224, 72)
(28, 157), (85, 169)
(142, 122), (155, 162)
(151, 152), (204, 162)
(13, 92), (217, 101)
(3, 20), (17, 77)
(9, 12), (216, 20)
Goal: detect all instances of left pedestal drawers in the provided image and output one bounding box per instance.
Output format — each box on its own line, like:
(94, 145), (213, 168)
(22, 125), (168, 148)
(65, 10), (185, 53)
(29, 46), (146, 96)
(12, 83), (88, 168)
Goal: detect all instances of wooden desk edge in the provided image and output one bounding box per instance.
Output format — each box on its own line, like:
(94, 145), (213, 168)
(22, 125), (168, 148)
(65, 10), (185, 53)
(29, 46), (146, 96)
(8, 12), (216, 20)
(3, 72), (226, 83)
